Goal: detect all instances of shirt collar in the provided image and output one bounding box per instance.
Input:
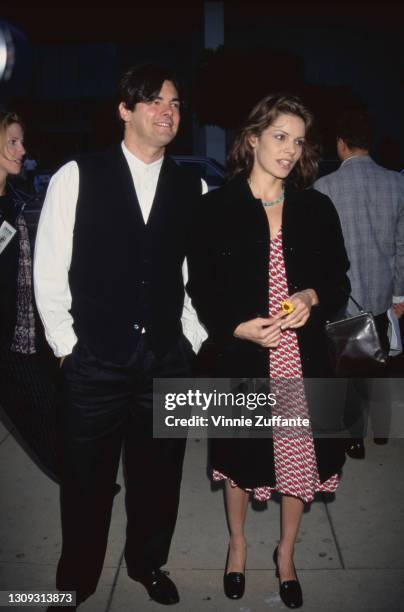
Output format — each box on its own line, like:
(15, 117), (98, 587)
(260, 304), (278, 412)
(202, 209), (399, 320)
(121, 141), (164, 175)
(341, 154), (370, 167)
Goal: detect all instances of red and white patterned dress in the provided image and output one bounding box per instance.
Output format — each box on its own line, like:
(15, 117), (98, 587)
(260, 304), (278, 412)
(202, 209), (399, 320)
(213, 228), (339, 503)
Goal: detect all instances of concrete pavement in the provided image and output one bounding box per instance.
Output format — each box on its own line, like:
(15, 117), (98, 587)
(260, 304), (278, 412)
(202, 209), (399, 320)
(1, 395), (404, 612)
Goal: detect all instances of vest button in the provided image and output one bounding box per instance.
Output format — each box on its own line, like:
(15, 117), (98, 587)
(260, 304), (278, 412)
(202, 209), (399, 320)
(133, 324), (140, 330)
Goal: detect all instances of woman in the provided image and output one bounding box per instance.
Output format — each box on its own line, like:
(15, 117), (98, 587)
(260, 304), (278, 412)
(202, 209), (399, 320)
(188, 94), (350, 608)
(0, 111), (59, 478)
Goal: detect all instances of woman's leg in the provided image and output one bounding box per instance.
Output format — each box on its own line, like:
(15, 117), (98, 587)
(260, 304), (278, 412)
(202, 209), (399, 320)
(224, 480), (249, 572)
(277, 494), (304, 581)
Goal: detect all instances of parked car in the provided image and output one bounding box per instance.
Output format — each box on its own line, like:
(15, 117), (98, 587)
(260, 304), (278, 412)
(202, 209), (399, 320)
(33, 172), (52, 194)
(172, 155), (225, 191)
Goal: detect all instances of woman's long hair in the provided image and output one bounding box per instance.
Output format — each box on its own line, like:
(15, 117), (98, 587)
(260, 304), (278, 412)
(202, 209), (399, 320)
(227, 94), (320, 189)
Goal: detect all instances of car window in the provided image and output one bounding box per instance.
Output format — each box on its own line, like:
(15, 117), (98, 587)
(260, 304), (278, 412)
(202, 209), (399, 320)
(175, 160), (224, 188)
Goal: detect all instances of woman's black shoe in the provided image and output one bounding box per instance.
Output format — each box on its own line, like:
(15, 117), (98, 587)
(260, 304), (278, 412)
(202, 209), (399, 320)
(223, 548), (245, 599)
(273, 546), (303, 609)
(223, 572), (245, 599)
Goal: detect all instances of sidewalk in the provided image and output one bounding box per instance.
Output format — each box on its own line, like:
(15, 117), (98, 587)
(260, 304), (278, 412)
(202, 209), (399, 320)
(1, 404), (404, 612)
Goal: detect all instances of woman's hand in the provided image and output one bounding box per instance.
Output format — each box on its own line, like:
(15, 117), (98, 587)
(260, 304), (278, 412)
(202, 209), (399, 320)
(233, 313), (285, 347)
(280, 289), (319, 330)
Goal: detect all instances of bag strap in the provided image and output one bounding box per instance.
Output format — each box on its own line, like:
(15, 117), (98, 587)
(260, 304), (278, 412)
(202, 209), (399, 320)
(347, 295), (365, 313)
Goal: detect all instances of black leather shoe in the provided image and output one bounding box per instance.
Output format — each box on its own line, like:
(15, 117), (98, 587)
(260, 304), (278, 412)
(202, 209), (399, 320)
(223, 571), (245, 599)
(132, 569), (179, 605)
(223, 547), (245, 599)
(345, 438), (365, 459)
(273, 546), (302, 609)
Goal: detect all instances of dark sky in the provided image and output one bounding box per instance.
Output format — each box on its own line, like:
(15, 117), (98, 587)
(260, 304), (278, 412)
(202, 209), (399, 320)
(223, 1), (404, 165)
(1, 4), (204, 43)
(2, 1), (404, 166)
(3, 1), (403, 41)
(227, 1), (403, 33)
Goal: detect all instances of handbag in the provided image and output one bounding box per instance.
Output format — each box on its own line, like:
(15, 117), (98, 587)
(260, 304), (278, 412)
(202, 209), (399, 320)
(325, 296), (388, 376)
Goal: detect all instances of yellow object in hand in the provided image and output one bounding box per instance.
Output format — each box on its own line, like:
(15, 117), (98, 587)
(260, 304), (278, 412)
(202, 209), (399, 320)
(280, 300), (294, 314)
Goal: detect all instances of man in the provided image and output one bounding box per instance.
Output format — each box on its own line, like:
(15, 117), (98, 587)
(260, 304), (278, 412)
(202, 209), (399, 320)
(34, 64), (206, 608)
(315, 109), (404, 457)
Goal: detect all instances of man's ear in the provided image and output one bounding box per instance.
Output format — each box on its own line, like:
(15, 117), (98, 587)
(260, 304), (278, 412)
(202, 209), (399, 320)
(118, 102), (131, 122)
(336, 137), (346, 155)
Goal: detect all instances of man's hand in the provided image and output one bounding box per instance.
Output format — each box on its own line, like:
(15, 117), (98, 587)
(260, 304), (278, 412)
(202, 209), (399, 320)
(393, 302), (404, 319)
(234, 313), (286, 348)
(280, 289), (319, 330)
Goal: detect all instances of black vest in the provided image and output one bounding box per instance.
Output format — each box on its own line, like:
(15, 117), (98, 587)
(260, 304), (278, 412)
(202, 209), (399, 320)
(69, 145), (201, 363)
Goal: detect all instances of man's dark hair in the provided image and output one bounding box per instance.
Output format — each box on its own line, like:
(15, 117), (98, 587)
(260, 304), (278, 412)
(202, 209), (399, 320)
(336, 109), (373, 150)
(118, 63), (182, 112)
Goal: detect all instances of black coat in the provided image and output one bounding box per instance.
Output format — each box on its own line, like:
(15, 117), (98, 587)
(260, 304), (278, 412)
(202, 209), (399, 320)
(187, 175), (351, 488)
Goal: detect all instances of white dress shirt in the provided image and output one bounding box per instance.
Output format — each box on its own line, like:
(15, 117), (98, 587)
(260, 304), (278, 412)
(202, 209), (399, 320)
(33, 142), (207, 357)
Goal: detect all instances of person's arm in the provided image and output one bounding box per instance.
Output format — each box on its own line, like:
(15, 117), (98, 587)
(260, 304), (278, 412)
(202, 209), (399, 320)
(186, 196), (244, 341)
(393, 183), (404, 315)
(310, 194), (351, 319)
(33, 161), (79, 358)
(181, 258), (208, 353)
(283, 191), (350, 327)
(179, 177), (209, 353)
(187, 193), (283, 345)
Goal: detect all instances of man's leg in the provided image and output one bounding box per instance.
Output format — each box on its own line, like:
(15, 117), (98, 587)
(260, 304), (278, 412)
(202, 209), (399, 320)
(344, 312), (391, 457)
(124, 335), (192, 577)
(124, 423), (186, 576)
(344, 378), (368, 458)
(56, 343), (130, 603)
(370, 313), (391, 440)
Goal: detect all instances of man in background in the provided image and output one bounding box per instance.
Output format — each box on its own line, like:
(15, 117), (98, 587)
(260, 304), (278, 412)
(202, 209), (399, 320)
(315, 109), (404, 458)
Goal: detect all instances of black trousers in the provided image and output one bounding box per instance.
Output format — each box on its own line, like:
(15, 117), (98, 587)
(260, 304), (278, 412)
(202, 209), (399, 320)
(56, 334), (194, 603)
